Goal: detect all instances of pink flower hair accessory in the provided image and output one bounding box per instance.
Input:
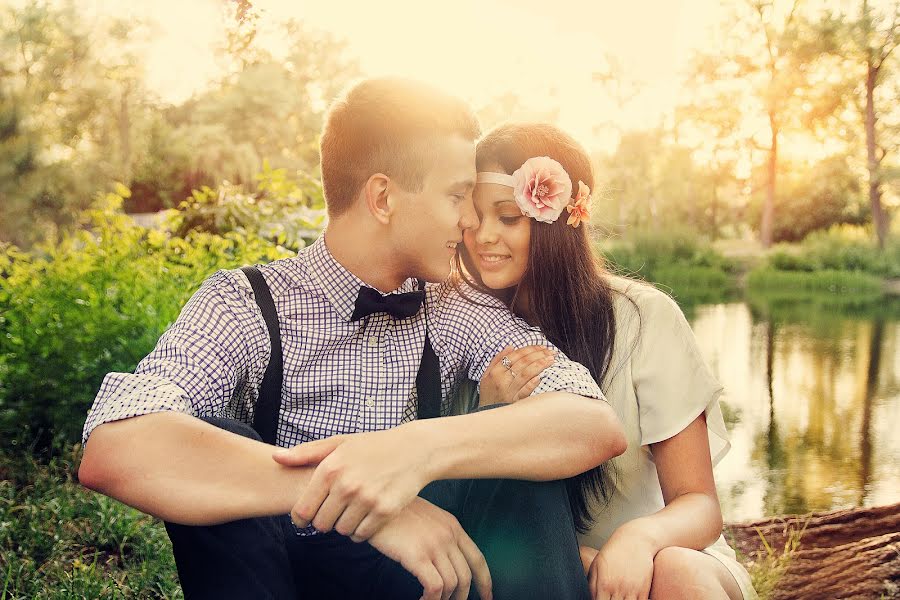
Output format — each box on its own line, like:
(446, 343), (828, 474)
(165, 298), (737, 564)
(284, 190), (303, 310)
(476, 157), (590, 228)
(510, 157), (572, 224)
(566, 180), (591, 228)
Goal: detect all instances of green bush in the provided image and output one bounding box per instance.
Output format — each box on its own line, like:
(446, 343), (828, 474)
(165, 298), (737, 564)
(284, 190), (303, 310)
(765, 225), (900, 277)
(601, 229), (736, 275)
(0, 188), (292, 453)
(169, 161), (328, 252)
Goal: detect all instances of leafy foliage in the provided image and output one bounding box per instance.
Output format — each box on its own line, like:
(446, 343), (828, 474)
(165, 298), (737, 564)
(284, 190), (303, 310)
(0, 188), (292, 452)
(169, 161), (328, 251)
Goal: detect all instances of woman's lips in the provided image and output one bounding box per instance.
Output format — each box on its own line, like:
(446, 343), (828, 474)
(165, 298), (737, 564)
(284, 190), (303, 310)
(477, 253), (512, 270)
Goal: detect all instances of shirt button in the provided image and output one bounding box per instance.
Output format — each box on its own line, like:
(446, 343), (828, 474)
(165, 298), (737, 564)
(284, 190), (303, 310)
(365, 398), (375, 408)
(368, 336), (378, 347)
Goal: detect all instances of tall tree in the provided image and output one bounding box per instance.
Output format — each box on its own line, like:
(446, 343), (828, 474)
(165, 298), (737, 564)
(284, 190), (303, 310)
(849, 0), (898, 248)
(684, 1), (830, 246)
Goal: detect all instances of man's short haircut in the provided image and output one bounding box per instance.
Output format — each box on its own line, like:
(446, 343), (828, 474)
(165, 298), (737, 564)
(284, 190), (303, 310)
(320, 77), (481, 217)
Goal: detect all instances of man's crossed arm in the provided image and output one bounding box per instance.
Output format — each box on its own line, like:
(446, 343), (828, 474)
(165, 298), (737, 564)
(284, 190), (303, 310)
(80, 386), (624, 600)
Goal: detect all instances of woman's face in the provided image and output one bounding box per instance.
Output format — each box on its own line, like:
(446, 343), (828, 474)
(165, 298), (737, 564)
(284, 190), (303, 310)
(463, 169), (531, 290)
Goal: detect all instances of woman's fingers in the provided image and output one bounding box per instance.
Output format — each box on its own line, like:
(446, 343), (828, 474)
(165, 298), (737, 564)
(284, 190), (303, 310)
(516, 375), (542, 399)
(504, 348), (554, 398)
(486, 346), (513, 372)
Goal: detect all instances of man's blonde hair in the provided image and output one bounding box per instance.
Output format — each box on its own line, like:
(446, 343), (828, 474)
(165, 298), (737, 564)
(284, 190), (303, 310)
(320, 77), (481, 217)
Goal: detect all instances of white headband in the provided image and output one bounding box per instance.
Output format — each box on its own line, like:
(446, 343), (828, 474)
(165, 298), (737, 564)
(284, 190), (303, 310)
(475, 157), (592, 227)
(476, 172), (515, 187)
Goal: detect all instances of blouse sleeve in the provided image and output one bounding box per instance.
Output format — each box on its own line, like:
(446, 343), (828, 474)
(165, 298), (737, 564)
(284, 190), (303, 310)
(629, 287), (731, 465)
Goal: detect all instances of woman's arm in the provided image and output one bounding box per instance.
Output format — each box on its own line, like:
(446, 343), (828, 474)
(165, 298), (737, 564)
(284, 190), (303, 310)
(583, 413), (723, 598)
(625, 412), (723, 551)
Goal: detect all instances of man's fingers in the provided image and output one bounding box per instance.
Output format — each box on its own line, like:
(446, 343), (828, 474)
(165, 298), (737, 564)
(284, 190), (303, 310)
(456, 530), (492, 600)
(291, 467), (332, 527)
(309, 490), (346, 533)
(432, 553), (458, 600)
(332, 499), (369, 538)
(411, 560), (444, 600)
(273, 436), (344, 466)
(446, 546), (472, 600)
(348, 510), (382, 541)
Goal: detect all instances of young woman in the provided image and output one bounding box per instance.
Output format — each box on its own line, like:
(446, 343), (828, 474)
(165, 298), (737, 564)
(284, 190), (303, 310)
(456, 123), (757, 600)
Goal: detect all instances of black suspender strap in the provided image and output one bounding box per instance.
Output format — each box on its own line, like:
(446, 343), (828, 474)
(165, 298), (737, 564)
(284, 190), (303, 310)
(240, 266), (283, 446)
(241, 268), (440, 443)
(415, 280), (441, 420)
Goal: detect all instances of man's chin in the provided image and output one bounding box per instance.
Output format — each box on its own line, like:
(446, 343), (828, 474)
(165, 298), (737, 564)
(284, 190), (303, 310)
(416, 260), (453, 284)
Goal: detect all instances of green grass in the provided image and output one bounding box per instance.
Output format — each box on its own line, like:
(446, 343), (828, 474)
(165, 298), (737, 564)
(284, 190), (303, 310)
(745, 522), (805, 600)
(2, 446), (795, 599)
(0, 447), (181, 599)
(746, 268), (884, 297)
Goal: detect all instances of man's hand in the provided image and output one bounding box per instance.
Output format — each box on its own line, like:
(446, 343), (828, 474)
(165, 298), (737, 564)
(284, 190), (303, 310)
(479, 345), (555, 407)
(272, 426), (432, 540)
(368, 496), (493, 600)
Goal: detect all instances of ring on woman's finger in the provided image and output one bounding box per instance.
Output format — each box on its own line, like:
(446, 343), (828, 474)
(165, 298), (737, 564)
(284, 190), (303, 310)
(501, 356), (513, 371)
(509, 369), (518, 378)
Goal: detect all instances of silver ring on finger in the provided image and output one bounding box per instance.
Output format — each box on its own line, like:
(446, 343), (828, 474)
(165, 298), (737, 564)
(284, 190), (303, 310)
(501, 355), (513, 371)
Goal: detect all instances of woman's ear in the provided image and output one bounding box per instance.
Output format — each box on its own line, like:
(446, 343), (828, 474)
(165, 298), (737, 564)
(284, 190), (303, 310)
(363, 173), (393, 225)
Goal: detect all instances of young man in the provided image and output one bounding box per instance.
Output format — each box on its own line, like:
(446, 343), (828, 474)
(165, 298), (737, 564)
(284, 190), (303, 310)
(78, 77), (625, 600)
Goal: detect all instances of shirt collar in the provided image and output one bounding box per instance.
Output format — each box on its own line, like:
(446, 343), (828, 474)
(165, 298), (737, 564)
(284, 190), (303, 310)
(305, 236), (419, 322)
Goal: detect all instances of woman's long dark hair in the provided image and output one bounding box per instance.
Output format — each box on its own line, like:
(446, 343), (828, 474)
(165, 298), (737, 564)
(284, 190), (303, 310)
(456, 123), (633, 533)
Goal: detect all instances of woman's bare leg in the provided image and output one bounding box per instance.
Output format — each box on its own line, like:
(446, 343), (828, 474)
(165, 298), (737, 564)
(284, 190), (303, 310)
(649, 546), (744, 600)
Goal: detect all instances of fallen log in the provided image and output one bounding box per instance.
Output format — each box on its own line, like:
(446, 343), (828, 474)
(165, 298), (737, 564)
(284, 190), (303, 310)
(724, 503), (900, 600)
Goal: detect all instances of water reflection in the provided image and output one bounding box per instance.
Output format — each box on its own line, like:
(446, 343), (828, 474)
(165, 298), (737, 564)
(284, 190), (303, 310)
(686, 296), (900, 522)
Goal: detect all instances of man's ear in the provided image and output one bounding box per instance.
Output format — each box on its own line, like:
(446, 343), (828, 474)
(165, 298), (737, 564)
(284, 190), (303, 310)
(362, 173), (394, 225)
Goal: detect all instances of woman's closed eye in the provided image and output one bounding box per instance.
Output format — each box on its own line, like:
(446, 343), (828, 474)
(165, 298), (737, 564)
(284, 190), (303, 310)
(499, 215), (523, 225)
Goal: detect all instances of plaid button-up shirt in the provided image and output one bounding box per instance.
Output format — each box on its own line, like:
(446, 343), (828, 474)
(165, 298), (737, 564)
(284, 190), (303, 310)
(83, 236), (604, 447)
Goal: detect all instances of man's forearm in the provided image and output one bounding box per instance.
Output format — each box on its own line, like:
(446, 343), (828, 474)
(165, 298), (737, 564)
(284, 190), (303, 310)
(79, 411), (311, 525)
(417, 392), (626, 482)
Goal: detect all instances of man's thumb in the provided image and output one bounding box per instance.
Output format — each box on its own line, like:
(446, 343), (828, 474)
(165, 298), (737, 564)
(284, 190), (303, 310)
(272, 436), (343, 466)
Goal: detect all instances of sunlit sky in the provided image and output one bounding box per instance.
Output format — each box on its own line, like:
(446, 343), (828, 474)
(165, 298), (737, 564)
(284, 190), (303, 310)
(82, 0), (728, 152)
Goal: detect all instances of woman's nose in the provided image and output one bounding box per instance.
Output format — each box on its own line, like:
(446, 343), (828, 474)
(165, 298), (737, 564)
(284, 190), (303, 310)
(475, 219), (499, 245)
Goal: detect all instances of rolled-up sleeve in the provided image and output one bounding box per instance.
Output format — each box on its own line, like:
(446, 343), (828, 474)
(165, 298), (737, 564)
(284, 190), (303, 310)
(82, 269), (268, 445)
(430, 283), (605, 401)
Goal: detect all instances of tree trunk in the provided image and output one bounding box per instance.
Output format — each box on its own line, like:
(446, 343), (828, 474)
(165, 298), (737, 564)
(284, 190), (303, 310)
(726, 503), (900, 600)
(118, 81), (131, 184)
(865, 61), (887, 249)
(761, 115), (777, 248)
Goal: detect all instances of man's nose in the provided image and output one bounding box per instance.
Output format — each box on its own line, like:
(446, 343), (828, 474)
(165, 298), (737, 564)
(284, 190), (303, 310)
(459, 195), (480, 232)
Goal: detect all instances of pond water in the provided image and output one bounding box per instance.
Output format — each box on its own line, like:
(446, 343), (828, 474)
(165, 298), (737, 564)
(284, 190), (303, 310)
(685, 295), (900, 522)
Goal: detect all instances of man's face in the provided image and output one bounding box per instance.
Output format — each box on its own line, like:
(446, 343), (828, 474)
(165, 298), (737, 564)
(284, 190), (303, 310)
(389, 135), (478, 282)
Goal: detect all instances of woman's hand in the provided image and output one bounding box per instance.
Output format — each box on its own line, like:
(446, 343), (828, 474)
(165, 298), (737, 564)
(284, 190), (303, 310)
(478, 345), (556, 406)
(579, 545), (599, 576)
(587, 525), (657, 600)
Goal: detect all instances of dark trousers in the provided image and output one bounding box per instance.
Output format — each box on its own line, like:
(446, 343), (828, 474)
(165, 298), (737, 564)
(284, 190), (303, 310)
(164, 417), (589, 600)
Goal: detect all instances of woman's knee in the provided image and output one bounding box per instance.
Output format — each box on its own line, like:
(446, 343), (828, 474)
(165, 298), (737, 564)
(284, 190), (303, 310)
(649, 547), (731, 600)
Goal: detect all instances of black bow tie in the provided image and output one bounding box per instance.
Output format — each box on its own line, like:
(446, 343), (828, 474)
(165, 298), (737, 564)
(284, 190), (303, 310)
(350, 286), (425, 321)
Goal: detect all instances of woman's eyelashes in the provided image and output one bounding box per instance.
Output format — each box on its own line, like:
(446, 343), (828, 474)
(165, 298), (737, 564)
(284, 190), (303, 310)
(498, 215), (522, 225)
